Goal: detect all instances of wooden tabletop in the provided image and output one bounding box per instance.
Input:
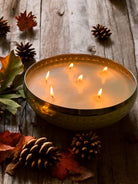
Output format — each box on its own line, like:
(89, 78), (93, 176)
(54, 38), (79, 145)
(0, 0), (138, 183)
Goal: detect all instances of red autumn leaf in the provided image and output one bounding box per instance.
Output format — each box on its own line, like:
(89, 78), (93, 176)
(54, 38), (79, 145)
(15, 10), (37, 31)
(0, 130), (21, 146)
(50, 149), (94, 181)
(6, 135), (34, 176)
(0, 130), (21, 163)
(0, 130), (34, 165)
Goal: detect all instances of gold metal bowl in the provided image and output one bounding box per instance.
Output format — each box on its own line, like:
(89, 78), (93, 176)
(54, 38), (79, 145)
(24, 54), (137, 130)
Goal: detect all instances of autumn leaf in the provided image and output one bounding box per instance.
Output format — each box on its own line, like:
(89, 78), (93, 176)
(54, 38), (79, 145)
(0, 50), (24, 115)
(50, 149), (94, 181)
(0, 50), (24, 92)
(0, 130), (21, 163)
(15, 10), (37, 31)
(0, 130), (34, 164)
(0, 130), (34, 175)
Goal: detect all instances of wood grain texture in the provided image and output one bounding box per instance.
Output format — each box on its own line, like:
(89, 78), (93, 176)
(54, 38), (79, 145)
(0, 0), (138, 183)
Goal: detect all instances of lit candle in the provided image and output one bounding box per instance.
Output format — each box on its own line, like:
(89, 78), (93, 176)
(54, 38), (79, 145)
(50, 86), (54, 99)
(97, 88), (102, 99)
(45, 71), (50, 82)
(103, 66), (108, 72)
(77, 74), (83, 82)
(98, 66), (109, 84)
(69, 63), (74, 69)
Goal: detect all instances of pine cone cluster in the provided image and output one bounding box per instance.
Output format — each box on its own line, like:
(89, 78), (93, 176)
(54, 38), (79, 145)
(71, 131), (101, 160)
(0, 17), (10, 37)
(18, 137), (61, 169)
(91, 24), (112, 39)
(16, 42), (36, 62)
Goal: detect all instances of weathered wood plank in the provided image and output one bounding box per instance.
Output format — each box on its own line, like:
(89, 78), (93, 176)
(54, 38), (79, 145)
(40, 0), (70, 58)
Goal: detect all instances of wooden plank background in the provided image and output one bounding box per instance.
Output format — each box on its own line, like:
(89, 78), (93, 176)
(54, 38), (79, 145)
(0, 0), (138, 183)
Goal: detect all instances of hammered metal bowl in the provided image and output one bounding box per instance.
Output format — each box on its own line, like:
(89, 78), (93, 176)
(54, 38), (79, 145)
(24, 54), (137, 130)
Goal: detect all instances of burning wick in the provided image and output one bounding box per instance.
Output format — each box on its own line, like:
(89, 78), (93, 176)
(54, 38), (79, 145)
(77, 74), (83, 82)
(50, 86), (54, 98)
(97, 88), (102, 99)
(103, 66), (108, 72)
(69, 63), (74, 69)
(45, 71), (50, 82)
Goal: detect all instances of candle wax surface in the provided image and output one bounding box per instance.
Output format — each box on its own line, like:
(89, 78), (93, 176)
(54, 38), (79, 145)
(26, 62), (135, 109)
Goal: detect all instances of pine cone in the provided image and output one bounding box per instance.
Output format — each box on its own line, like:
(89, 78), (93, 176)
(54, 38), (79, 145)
(91, 24), (112, 39)
(0, 17), (10, 37)
(16, 42), (36, 62)
(71, 131), (101, 160)
(18, 137), (61, 169)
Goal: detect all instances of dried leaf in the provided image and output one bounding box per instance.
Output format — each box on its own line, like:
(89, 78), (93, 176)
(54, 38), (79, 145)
(15, 10), (37, 31)
(0, 50), (24, 92)
(0, 130), (34, 165)
(0, 98), (21, 114)
(0, 50), (24, 114)
(5, 162), (19, 176)
(0, 130), (21, 163)
(50, 149), (94, 181)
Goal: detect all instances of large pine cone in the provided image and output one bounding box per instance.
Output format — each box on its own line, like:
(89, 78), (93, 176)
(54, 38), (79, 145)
(0, 17), (10, 37)
(71, 131), (101, 160)
(91, 24), (112, 39)
(19, 137), (61, 169)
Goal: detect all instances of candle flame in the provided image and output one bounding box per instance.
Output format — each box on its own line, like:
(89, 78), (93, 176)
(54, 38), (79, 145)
(97, 88), (102, 98)
(103, 66), (108, 72)
(50, 86), (54, 98)
(46, 71), (50, 81)
(69, 63), (74, 69)
(77, 74), (83, 81)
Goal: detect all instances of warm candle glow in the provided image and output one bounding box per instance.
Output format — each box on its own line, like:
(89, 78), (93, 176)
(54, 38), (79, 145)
(77, 74), (83, 81)
(69, 63), (74, 69)
(97, 88), (102, 98)
(45, 71), (50, 81)
(103, 66), (108, 72)
(50, 86), (54, 98)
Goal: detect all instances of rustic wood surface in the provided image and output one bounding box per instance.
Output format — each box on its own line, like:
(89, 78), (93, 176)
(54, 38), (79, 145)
(0, 0), (138, 183)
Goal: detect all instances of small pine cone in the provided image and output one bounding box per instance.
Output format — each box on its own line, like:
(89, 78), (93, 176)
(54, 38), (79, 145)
(16, 42), (36, 62)
(0, 17), (10, 37)
(18, 137), (61, 169)
(71, 131), (101, 160)
(91, 24), (112, 39)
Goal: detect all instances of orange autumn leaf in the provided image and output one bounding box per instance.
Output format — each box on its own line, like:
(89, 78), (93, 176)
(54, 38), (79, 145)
(0, 130), (21, 163)
(0, 54), (9, 86)
(0, 130), (34, 164)
(15, 10), (37, 31)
